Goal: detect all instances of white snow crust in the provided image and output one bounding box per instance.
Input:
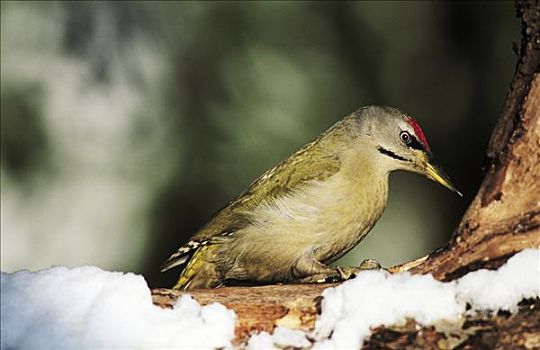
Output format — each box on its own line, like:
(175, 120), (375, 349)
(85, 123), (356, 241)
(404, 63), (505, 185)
(1, 249), (538, 349)
(0, 266), (235, 349)
(311, 248), (540, 349)
(246, 327), (311, 350)
(247, 249), (539, 349)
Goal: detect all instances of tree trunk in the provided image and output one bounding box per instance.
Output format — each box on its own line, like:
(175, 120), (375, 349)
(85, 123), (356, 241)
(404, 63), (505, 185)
(152, 1), (540, 347)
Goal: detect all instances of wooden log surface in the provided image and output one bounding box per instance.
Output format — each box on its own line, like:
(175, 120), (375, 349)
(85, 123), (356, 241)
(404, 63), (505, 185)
(153, 283), (330, 342)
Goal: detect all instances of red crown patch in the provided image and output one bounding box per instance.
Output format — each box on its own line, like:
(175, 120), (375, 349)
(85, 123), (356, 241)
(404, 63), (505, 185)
(405, 116), (431, 152)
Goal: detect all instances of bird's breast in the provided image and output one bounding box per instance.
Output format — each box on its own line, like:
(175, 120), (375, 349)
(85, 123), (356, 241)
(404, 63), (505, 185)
(248, 167), (389, 263)
(308, 169), (389, 263)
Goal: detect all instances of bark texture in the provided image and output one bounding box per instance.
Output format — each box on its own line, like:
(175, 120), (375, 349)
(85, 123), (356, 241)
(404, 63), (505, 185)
(152, 1), (540, 347)
(408, 0), (540, 281)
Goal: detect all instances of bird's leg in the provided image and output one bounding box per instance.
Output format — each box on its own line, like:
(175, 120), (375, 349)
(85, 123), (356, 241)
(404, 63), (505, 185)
(337, 259), (383, 278)
(294, 257), (383, 283)
(293, 258), (342, 283)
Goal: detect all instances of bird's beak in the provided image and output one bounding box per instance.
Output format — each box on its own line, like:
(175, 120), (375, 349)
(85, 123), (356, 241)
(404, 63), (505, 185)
(424, 156), (463, 197)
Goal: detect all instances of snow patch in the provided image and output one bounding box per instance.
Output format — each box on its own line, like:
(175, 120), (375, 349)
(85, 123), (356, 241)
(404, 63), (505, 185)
(1, 249), (538, 349)
(457, 248), (540, 311)
(313, 270), (462, 349)
(246, 327), (311, 349)
(244, 249), (539, 349)
(0, 266), (236, 349)
(311, 248), (539, 349)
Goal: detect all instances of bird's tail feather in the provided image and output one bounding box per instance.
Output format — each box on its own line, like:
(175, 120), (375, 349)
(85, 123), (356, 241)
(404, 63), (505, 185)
(173, 245), (220, 290)
(160, 239), (207, 272)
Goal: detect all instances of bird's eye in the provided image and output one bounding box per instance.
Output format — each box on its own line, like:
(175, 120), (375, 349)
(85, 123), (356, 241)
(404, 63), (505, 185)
(399, 131), (412, 145)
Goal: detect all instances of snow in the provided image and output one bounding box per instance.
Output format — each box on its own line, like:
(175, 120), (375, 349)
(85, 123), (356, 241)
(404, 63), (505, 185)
(246, 331), (276, 349)
(311, 248), (540, 349)
(246, 327), (311, 349)
(1, 249), (538, 349)
(245, 249), (539, 349)
(457, 248), (540, 311)
(0, 266), (236, 349)
(312, 270), (462, 349)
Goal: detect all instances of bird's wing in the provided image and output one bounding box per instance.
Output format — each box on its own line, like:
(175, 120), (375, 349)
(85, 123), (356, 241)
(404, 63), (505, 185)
(161, 137), (341, 272)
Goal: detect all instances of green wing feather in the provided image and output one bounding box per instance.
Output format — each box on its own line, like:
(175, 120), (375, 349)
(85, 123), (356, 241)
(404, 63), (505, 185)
(193, 137), (341, 240)
(161, 125), (343, 272)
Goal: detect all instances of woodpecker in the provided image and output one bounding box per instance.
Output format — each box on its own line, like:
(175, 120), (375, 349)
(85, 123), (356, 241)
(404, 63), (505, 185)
(161, 106), (461, 290)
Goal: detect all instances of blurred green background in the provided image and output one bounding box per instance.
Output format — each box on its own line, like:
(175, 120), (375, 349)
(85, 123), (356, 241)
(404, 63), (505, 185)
(1, 1), (519, 288)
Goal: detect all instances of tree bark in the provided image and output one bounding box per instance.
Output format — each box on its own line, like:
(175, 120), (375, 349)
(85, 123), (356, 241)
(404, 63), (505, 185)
(407, 0), (540, 282)
(152, 1), (540, 347)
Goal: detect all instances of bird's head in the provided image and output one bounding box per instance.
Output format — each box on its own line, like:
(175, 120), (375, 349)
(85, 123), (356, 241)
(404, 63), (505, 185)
(344, 106), (462, 196)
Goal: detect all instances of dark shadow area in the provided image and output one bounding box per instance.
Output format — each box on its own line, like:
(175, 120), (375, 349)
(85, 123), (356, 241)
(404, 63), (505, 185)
(1, 84), (49, 183)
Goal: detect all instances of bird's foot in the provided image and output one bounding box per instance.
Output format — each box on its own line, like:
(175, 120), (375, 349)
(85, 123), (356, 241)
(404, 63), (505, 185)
(335, 266), (360, 280)
(358, 258), (382, 270)
(331, 259), (383, 282)
(294, 259), (384, 284)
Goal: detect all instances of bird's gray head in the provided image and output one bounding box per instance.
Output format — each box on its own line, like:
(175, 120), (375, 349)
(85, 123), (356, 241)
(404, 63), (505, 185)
(343, 106), (461, 195)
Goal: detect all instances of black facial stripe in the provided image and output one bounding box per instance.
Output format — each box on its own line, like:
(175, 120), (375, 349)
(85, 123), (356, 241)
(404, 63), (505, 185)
(377, 146), (411, 162)
(408, 135), (426, 151)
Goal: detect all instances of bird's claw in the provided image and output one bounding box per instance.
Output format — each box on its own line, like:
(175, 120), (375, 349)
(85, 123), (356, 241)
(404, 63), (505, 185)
(336, 266), (361, 280)
(320, 259), (384, 283)
(319, 267), (358, 283)
(358, 258), (382, 270)
(332, 260), (384, 282)
(322, 274), (342, 283)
